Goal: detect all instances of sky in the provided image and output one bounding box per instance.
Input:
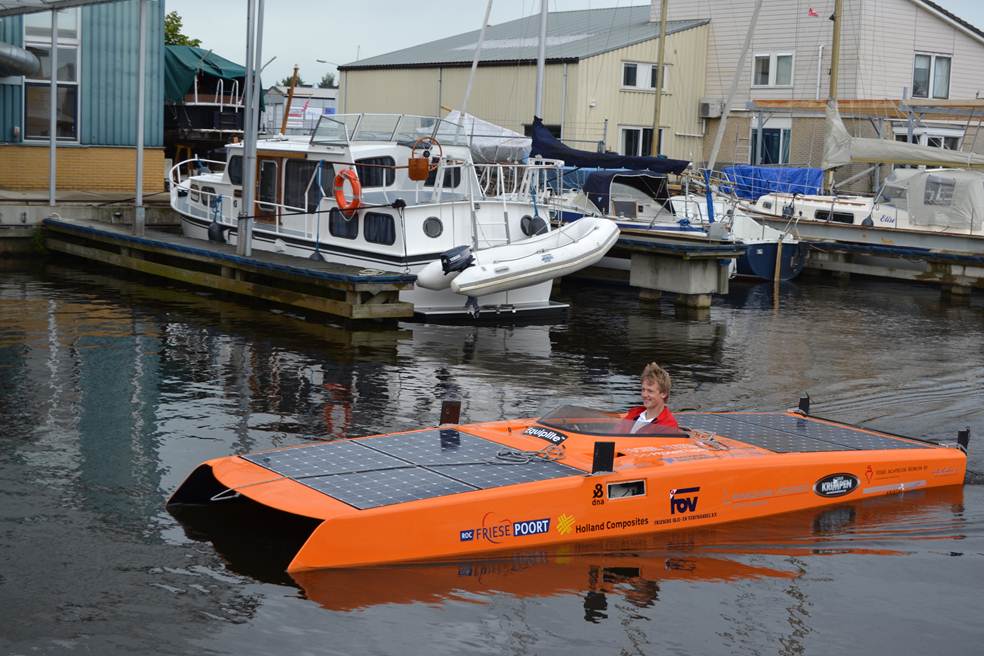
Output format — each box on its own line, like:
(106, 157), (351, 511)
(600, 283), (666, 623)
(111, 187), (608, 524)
(164, 0), (984, 87)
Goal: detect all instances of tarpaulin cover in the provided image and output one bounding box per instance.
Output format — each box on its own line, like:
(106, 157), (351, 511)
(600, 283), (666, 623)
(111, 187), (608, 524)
(822, 102), (984, 170)
(165, 45), (261, 107)
(720, 165), (822, 199)
(529, 116), (689, 174)
(443, 110), (531, 163)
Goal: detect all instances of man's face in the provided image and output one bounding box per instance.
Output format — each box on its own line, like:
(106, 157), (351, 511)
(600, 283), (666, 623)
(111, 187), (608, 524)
(641, 379), (666, 414)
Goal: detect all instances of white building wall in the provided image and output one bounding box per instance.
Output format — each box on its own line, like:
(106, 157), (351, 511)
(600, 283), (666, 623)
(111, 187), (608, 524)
(858, 0), (984, 99)
(652, 0), (984, 106)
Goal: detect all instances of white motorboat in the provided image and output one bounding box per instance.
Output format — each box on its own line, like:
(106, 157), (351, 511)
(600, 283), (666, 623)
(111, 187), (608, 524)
(168, 113), (608, 319)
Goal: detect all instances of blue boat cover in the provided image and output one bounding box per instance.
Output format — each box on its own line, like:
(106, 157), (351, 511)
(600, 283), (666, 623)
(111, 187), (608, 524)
(720, 165), (822, 200)
(530, 117), (690, 174)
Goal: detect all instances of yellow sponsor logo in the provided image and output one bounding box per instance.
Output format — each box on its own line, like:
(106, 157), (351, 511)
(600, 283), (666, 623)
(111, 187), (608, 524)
(557, 513), (576, 535)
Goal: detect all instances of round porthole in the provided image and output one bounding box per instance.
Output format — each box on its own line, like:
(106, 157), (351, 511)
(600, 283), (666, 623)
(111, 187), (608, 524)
(423, 216), (443, 238)
(521, 214), (548, 236)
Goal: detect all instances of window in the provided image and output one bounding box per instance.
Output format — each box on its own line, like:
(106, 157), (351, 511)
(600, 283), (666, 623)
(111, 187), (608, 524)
(623, 62), (637, 87)
(892, 126), (962, 157)
(621, 62), (669, 91)
(752, 53), (793, 87)
(620, 127), (662, 156)
(328, 208), (358, 239)
(285, 160), (333, 211)
(912, 53), (950, 99)
(355, 156), (395, 188)
(364, 212), (396, 245)
(749, 119), (791, 165)
(23, 9), (80, 141)
(923, 175), (955, 206)
(257, 161), (278, 208)
(424, 167), (461, 189)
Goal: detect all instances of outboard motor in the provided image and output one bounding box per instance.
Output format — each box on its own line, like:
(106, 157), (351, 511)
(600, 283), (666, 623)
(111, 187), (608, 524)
(441, 245), (474, 274)
(415, 245), (475, 291)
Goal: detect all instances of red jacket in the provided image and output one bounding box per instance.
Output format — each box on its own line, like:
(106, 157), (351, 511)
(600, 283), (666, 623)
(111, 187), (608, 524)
(624, 405), (679, 429)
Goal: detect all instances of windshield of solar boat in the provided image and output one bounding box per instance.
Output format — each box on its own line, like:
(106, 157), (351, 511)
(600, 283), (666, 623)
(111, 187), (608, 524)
(537, 405), (688, 437)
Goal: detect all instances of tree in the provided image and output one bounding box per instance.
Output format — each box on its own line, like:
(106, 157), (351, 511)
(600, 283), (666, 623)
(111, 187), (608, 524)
(318, 72), (337, 89)
(278, 75), (307, 87)
(164, 11), (201, 47)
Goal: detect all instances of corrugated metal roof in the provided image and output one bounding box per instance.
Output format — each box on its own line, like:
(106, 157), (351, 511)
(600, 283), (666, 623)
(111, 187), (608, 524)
(340, 5), (707, 70)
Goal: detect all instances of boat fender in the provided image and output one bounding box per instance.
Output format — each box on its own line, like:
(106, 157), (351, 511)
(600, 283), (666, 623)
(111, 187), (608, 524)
(207, 221), (226, 243)
(415, 245), (475, 291)
(521, 215), (548, 236)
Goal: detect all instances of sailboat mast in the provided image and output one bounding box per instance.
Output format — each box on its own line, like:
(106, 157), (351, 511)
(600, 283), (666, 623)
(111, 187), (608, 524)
(534, 0), (548, 118)
(460, 0), (494, 117)
(704, 0), (765, 223)
(650, 0), (668, 156)
(825, 0), (843, 191)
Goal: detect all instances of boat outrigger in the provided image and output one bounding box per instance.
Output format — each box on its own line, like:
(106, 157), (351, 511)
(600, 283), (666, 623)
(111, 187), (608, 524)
(168, 400), (968, 572)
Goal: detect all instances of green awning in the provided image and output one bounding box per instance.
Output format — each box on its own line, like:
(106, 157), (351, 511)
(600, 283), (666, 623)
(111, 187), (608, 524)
(165, 45), (262, 108)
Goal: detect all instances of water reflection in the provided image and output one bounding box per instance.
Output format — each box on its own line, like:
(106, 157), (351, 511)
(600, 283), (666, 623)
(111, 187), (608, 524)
(168, 486), (965, 616)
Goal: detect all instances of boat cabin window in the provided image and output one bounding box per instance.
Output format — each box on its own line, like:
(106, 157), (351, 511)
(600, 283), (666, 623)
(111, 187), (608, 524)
(356, 157), (395, 187)
(813, 209), (855, 224)
(258, 161), (278, 209)
(923, 175), (955, 206)
(537, 405), (688, 438)
(227, 155), (243, 186)
(328, 208), (359, 239)
(424, 167), (461, 189)
(285, 160), (334, 212)
(878, 184), (908, 211)
(364, 212), (396, 245)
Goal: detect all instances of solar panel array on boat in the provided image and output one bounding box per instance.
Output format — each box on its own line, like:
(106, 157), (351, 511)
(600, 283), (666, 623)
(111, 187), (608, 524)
(242, 429), (582, 510)
(679, 413), (930, 453)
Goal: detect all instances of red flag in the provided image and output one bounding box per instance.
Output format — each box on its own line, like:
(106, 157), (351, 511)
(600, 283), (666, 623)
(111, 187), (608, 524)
(807, 7), (818, 16)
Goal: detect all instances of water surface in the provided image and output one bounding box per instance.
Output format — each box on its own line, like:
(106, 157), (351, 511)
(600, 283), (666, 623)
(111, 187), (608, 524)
(1, 261), (982, 655)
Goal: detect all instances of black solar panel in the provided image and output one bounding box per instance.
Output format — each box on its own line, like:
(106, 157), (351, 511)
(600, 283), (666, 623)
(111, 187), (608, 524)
(242, 429), (582, 510)
(679, 413), (930, 453)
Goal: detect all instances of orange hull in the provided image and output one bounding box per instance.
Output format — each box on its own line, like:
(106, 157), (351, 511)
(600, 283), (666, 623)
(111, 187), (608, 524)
(168, 408), (967, 571)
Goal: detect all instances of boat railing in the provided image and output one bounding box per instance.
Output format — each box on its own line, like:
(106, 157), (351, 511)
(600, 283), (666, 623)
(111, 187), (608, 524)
(476, 157), (565, 201)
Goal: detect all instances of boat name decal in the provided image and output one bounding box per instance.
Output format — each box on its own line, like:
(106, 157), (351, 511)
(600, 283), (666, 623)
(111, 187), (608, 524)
(669, 486), (701, 515)
(814, 473), (859, 498)
(524, 426), (568, 445)
(459, 513), (551, 543)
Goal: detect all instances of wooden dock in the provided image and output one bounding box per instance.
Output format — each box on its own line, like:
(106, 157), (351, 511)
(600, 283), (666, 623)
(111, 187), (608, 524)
(41, 218), (415, 321)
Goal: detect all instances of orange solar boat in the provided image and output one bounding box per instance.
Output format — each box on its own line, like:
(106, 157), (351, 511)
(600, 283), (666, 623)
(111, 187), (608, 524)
(168, 399), (968, 572)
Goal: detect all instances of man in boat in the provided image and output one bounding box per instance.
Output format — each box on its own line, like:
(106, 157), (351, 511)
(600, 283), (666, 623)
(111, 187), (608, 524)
(625, 362), (679, 432)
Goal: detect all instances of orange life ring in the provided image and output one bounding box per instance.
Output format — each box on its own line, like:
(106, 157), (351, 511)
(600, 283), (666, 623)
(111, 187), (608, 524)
(334, 169), (362, 217)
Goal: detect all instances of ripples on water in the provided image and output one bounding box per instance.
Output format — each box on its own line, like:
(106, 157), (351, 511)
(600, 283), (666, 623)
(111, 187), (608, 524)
(1, 260), (983, 654)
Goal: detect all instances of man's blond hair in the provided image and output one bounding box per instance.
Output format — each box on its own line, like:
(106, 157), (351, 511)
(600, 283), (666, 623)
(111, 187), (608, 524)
(641, 362), (671, 398)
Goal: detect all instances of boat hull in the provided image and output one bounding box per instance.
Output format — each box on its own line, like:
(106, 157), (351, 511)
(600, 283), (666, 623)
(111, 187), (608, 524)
(169, 410), (966, 571)
(179, 214), (565, 319)
(736, 240), (808, 281)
